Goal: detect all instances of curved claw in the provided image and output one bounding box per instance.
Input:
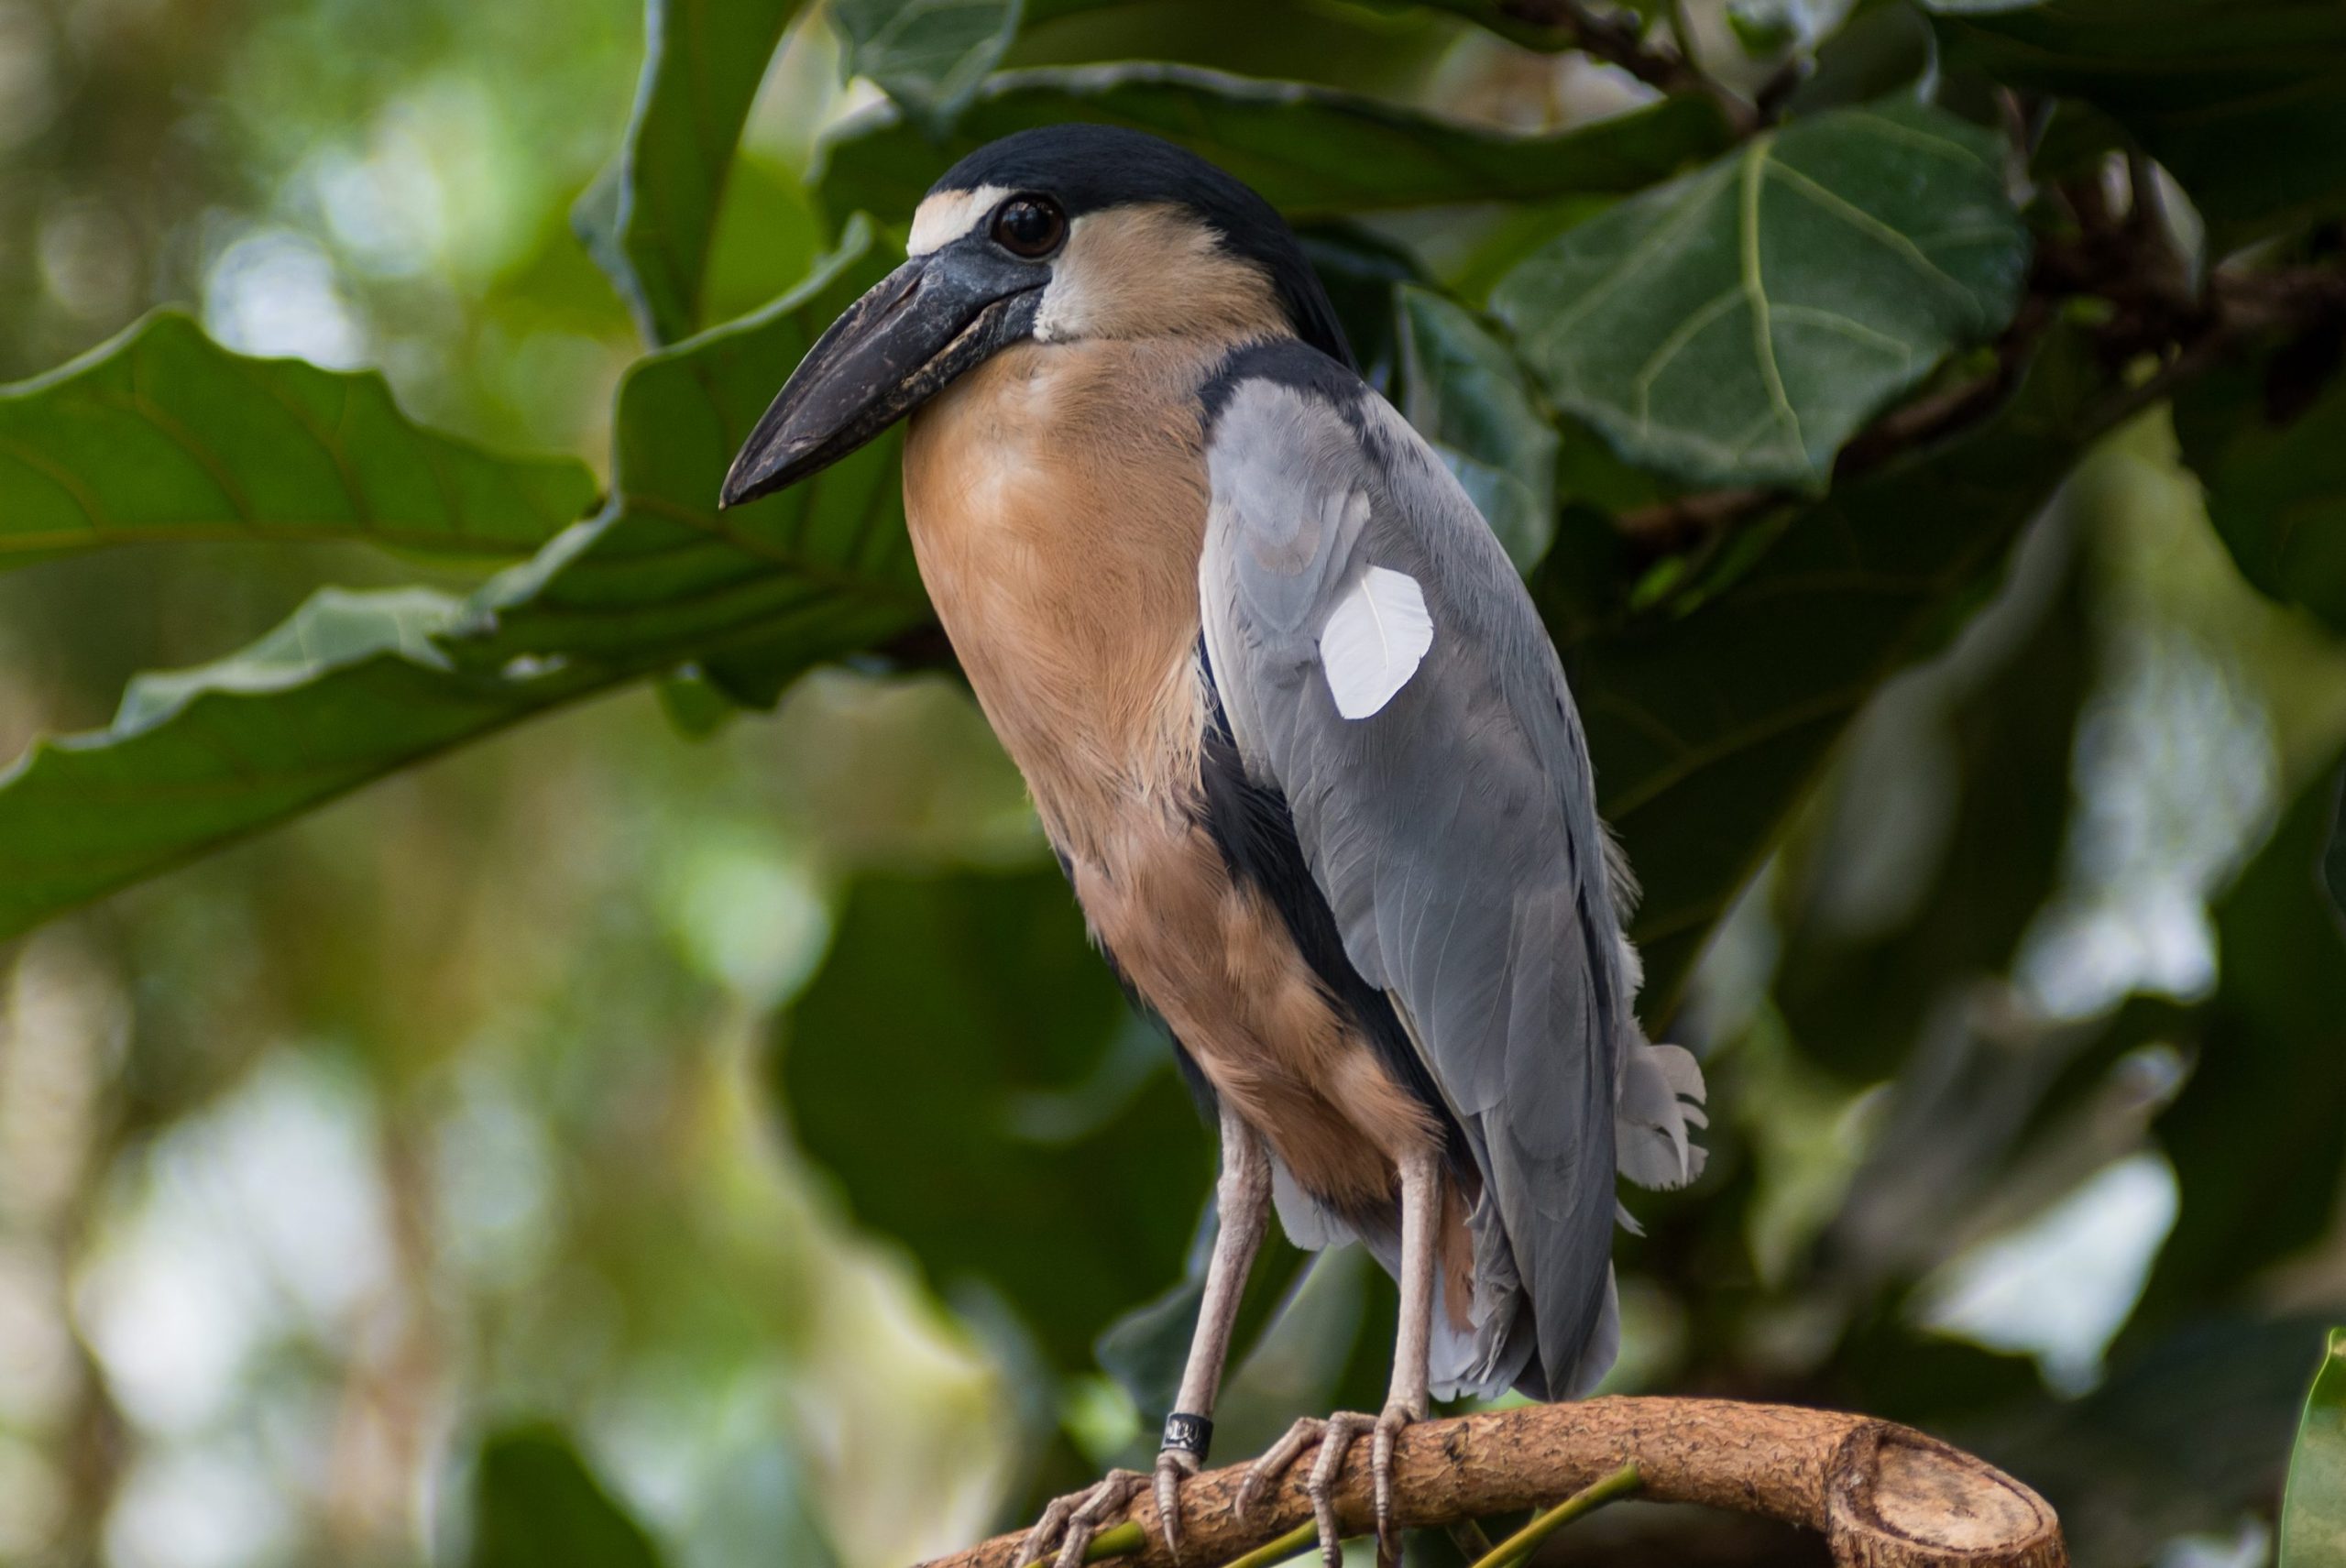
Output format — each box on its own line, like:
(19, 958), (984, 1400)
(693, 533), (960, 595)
(1238, 1408), (1313, 1520)
(1237, 1412), (1395, 1568)
(1306, 1413), (1376, 1568)
(1154, 1448), (1200, 1559)
(1235, 1416), (1322, 1520)
(1368, 1405), (1416, 1566)
(1019, 1471), (1147, 1568)
(1235, 1407), (1421, 1568)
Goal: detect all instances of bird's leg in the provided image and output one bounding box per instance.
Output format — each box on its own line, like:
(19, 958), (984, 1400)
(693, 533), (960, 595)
(1021, 1103), (1271, 1567)
(1235, 1148), (1439, 1568)
(1156, 1103), (1272, 1556)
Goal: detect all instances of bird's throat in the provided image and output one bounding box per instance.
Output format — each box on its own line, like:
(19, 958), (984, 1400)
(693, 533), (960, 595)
(902, 337), (1225, 854)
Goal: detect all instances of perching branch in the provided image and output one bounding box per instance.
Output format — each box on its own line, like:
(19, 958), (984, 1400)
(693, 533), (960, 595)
(915, 1398), (2066, 1568)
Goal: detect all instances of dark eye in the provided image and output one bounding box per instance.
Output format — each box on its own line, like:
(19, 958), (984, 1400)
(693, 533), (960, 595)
(991, 195), (1066, 258)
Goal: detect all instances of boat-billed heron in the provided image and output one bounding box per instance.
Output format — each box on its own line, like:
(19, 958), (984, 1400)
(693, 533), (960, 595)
(722, 125), (1707, 1567)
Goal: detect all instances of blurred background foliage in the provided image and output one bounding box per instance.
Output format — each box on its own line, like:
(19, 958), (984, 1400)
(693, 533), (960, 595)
(2, 1), (2345, 1566)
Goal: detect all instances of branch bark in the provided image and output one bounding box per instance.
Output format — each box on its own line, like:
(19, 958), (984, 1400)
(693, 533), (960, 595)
(918, 1399), (2065, 1568)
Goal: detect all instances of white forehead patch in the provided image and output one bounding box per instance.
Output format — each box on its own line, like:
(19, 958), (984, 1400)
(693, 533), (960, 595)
(907, 184), (1013, 257)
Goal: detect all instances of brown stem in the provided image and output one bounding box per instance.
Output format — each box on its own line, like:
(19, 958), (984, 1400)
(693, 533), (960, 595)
(917, 1398), (2066, 1568)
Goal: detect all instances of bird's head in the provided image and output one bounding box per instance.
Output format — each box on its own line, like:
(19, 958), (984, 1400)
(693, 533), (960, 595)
(719, 124), (1348, 507)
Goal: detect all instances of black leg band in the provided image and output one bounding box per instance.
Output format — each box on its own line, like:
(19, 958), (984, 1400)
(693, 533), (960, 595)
(1161, 1411), (1213, 1463)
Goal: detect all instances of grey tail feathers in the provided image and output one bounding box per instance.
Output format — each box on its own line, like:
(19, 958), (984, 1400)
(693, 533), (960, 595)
(1612, 930), (1708, 1193)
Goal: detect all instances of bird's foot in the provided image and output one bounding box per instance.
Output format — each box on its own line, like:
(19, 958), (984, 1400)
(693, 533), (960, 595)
(1233, 1404), (1417, 1568)
(1019, 1471), (1146, 1568)
(1020, 1449), (1195, 1568)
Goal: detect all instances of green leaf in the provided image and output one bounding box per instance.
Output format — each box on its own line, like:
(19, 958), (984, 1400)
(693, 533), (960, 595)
(0, 587), (597, 938)
(1395, 285), (1559, 572)
(0, 225), (927, 940)
(2174, 356), (2346, 636)
(654, 666), (742, 739)
(578, 0), (806, 344)
(1297, 224), (1427, 391)
(1926, 0), (2346, 247)
(775, 866), (1211, 1372)
(817, 63), (1731, 220)
(1491, 100), (2029, 490)
(0, 313), (595, 571)
(1553, 327), (2109, 1013)
(466, 1424), (664, 1568)
(1784, 0), (1937, 115)
(2283, 1329), (2346, 1568)
(476, 217), (930, 676)
(832, 0), (1022, 135)
(700, 154), (835, 330)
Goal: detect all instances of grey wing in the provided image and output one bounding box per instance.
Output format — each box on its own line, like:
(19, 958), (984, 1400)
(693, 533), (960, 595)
(1198, 356), (1702, 1398)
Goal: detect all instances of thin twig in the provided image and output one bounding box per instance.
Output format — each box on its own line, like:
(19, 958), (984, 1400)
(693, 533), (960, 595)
(1219, 1519), (1322, 1568)
(1464, 1464), (1643, 1568)
(1014, 1521), (1144, 1568)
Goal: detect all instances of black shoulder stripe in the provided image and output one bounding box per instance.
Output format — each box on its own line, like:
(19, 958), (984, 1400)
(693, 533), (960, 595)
(1199, 337), (1368, 429)
(1192, 642), (1472, 1184)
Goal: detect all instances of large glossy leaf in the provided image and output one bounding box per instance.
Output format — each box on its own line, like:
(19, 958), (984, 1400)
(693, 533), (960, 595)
(577, 0), (805, 344)
(1927, 0), (2346, 247)
(1785, 0), (1939, 115)
(828, 0), (1139, 131)
(1491, 100), (2028, 490)
(775, 866), (1211, 1372)
(0, 313), (595, 571)
(2283, 1329), (2346, 1568)
(0, 588), (597, 938)
(1394, 285), (1559, 572)
(1553, 330), (2108, 1014)
(1296, 224), (1425, 392)
(472, 218), (929, 679)
(0, 227), (927, 939)
(831, 0), (1021, 135)
(2173, 356), (2346, 636)
(466, 1424), (664, 1568)
(817, 63), (1730, 220)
